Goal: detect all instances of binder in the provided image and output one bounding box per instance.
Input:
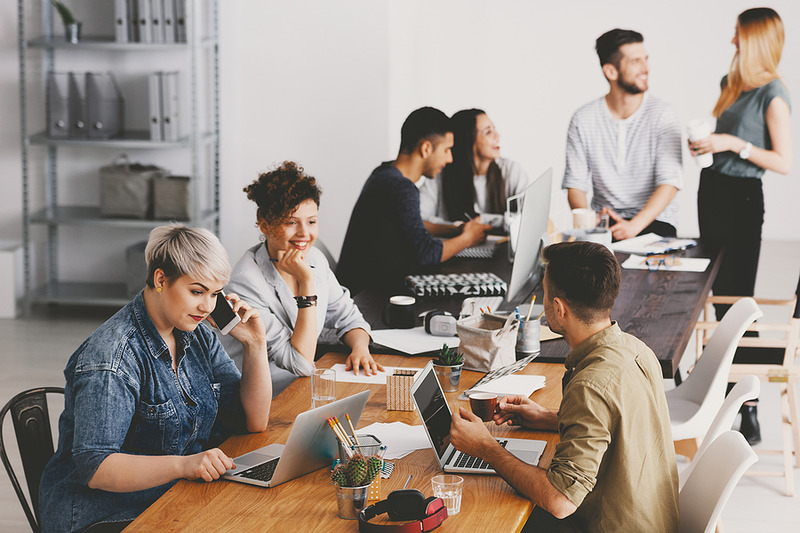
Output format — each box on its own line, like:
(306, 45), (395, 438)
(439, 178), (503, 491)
(46, 72), (70, 138)
(160, 71), (180, 141)
(114, 0), (129, 42)
(148, 72), (163, 141)
(86, 72), (124, 139)
(67, 72), (87, 138)
(127, 0), (139, 42)
(136, 0), (152, 43)
(175, 0), (186, 42)
(162, 0), (176, 43)
(149, 0), (163, 44)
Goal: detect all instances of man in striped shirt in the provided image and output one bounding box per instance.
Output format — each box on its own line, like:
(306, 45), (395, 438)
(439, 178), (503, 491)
(563, 29), (682, 240)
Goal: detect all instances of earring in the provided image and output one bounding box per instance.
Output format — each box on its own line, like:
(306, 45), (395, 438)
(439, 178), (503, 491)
(156, 287), (162, 293)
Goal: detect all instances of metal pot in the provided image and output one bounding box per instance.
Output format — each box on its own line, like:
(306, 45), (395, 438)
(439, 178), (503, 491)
(433, 363), (463, 392)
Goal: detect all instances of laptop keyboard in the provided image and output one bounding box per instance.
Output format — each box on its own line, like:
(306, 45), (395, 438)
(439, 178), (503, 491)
(234, 457), (279, 482)
(454, 439), (508, 469)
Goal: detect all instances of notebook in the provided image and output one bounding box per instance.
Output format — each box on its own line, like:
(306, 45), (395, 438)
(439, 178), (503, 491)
(223, 390), (370, 488)
(410, 361), (546, 474)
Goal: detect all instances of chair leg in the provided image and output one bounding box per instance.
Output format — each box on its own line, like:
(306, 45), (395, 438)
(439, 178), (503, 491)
(780, 384), (794, 497)
(674, 438), (699, 461)
(787, 383), (800, 469)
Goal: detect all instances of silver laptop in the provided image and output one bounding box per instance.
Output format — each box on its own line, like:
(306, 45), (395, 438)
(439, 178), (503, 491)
(223, 390), (370, 488)
(410, 361), (546, 474)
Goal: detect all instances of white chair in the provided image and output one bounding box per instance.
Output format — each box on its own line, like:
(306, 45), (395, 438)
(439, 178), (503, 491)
(680, 375), (760, 489)
(667, 297), (762, 459)
(679, 430), (758, 533)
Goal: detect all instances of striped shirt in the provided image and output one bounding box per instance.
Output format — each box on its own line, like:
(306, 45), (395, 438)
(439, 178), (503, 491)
(562, 93), (682, 228)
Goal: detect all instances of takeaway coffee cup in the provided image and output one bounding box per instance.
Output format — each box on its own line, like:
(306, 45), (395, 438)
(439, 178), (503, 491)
(383, 295), (416, 329)
(572, 208), (596, 230)
(687, 119), (714, 168)
(469, 392), (498, 422)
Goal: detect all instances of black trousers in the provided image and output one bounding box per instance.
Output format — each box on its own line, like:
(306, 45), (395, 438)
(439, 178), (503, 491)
(697, 167), (764, 318)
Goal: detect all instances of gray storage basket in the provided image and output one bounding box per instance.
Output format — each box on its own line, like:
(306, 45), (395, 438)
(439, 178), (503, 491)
(153, 175), (190, 220)
(99, 154), (167, 219)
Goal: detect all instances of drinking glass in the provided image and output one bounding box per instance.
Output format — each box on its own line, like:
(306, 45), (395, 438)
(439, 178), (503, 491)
(312, 368), (336, 409)
(431, 474), (464, 516)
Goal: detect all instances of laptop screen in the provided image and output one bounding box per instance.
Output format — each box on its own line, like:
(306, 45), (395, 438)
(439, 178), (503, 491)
(412, 365), (453, 461)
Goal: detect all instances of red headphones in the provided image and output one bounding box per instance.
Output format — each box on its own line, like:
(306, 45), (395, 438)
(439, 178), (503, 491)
(358, 489), (448, 533)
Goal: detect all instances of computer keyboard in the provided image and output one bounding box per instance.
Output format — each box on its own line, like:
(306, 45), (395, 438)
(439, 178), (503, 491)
(455, 242), (499, 259)
(234, 457), (279, 482)
(405, 272), (507, 298)
(454, 440), (508, 469)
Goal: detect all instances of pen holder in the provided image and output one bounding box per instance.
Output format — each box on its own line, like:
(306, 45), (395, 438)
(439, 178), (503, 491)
(337, 434), (383, 463)
(516, 319), (541, 354)
(386, 369), (418, 411)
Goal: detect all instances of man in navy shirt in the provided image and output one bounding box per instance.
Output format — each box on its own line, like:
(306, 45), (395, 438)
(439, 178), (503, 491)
(338, 107), (490, 294)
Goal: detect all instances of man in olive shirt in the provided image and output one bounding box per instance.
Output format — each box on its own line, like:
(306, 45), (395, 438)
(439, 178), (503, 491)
(450, 241), (678, 532)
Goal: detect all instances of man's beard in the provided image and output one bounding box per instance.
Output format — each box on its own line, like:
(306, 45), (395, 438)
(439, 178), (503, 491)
(618, 74), (646, 95)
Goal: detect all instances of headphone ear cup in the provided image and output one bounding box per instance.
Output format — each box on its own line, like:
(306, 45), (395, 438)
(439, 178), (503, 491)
(422, 496), (440, 516)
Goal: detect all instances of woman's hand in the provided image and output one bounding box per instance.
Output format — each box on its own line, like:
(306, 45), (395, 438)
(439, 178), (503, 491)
(688, 133), (742, 156)
(224, 292), (266, 349)
(275, 249), (315, 290)
(345, 347), (385, 376)
(181, 448), (235, 482)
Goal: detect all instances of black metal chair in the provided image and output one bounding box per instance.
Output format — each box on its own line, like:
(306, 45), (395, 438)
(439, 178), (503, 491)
(0, 387), (64, 533)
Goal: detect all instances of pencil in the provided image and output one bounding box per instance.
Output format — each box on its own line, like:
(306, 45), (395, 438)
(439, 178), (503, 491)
(525, 295), (536, 322)
(345, 413), (361, 446)
(536, 309), (545, 321)
(328, 418), (353, 457)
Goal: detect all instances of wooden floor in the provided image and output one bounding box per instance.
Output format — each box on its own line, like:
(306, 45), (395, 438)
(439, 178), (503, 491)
(1, 240), (799, 532)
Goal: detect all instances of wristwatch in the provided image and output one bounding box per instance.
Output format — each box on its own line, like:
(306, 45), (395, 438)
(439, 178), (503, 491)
(739, 141), (753, 160)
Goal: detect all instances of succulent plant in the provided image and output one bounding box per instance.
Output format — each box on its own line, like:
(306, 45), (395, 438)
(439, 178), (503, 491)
(436, 343), (464, 366)
(344, 454), (367, 486)
(331, 464), (348, 486)
(50, 1), (76, 25)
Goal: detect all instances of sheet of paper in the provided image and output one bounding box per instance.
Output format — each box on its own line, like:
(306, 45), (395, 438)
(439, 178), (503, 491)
(356, 421), (429, 460)
(469, 374), (546, 398)
(370, 326), (449, 355)
(612, 233), (697, 255)
(621, 254), (710, 273)
(330, 364), (418, 384)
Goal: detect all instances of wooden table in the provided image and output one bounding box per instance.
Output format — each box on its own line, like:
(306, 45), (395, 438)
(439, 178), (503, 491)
(354, 241), (722, 378)
(126, 353), (565, 532)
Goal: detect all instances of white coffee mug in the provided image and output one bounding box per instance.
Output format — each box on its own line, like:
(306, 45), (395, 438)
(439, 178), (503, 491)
(687, 120), (713, 168)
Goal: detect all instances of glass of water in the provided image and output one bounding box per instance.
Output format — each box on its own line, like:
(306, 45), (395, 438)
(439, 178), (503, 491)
(311, 368), (336, 409)
(431, 474), (464, 516)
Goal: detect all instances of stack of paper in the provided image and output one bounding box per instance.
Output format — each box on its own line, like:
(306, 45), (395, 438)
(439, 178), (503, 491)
(329, 364), (412, 385)
(611, 233), (697, 255)
(356, 422), (429, 460)
(370, 327), (447, 355)
(465, 374), (546, 399)
(621, 254), (710, 273)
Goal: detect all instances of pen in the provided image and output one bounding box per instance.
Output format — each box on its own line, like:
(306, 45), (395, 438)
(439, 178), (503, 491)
(270, 257), (315, 268)
(403, 474), (413, 490)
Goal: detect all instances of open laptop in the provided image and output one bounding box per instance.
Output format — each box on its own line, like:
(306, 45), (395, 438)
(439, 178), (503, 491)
(223, 390), (370, 488)
(410, 361), (546, 474)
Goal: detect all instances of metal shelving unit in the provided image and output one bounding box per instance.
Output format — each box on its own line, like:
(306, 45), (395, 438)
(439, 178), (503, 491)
(17, 0), (220, 309)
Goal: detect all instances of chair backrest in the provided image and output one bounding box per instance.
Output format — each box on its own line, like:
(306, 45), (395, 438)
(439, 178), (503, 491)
(679, 430), (757, 533)
(679, 375), (760, 488)
(0, 387), (64, 533)
(314, 240), (338, 272)
(679, 297), (762, 411)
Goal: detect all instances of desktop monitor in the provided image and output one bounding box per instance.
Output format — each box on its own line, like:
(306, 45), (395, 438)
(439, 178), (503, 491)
(506, 168), (552, 304)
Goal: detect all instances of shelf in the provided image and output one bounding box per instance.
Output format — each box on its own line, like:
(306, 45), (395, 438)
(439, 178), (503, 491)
(30, 281), (131, 307)
(29, 131), (217, 149)
(29, 206), (218, 228)
(26, 36), (217, 51)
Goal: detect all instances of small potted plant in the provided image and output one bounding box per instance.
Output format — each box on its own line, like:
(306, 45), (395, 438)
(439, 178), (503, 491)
(51, 1), (81, 44)
(433, 343), (464, 392)
(331, 453), (384, 519)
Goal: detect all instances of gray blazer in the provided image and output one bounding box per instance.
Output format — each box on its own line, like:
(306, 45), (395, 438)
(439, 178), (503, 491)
(220, 243), (371, 377)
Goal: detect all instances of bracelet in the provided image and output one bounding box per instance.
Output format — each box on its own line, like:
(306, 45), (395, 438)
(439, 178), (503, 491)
(295, 295), (318, 309)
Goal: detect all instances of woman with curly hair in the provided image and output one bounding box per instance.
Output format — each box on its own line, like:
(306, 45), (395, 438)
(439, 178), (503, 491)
(419, 109), (529, 234)
(689, 7), (791, 444)
(221, 161), (383, 395)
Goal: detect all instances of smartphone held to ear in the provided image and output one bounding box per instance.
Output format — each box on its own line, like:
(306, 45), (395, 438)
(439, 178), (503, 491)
(210, 291), (241, 335)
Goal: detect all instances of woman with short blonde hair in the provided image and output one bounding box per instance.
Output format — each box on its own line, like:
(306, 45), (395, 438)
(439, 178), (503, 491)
(39, 224), (271, 532)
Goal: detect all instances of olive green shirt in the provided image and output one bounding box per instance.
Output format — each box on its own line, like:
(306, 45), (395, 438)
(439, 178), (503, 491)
(546, 323), (679, 532)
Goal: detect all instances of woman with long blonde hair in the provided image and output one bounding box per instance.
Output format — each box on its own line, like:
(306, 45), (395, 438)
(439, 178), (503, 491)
(689, 7), (792, 445)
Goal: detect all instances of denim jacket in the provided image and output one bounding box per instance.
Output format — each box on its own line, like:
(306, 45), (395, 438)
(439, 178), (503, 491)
(39, 292), (246, 533)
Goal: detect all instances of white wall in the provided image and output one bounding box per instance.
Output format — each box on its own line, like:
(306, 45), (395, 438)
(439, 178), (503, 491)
(0, 1), (797, 287)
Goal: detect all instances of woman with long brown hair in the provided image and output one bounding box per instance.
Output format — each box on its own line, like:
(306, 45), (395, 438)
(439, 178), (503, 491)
(419, 109), (529, 234)
(690, 7), (792, 444)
